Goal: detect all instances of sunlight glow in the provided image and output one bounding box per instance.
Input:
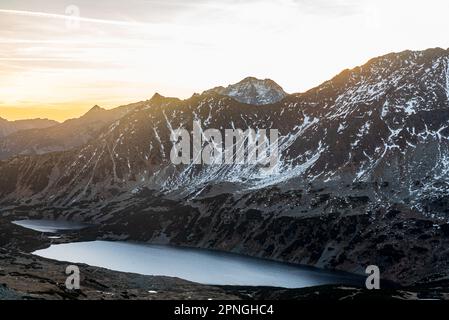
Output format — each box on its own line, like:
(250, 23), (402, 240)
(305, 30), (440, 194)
(1, 0), (448, 121)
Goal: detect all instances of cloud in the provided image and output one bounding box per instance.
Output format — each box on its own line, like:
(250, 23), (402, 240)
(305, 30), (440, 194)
(0, 8), (170, 28)
(288, 0), (362, 16)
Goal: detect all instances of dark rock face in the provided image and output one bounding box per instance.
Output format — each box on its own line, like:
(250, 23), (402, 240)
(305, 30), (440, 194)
(204, 77), (288, 105)
(0, 284), (21, 300)
(1, 48), (449, 285)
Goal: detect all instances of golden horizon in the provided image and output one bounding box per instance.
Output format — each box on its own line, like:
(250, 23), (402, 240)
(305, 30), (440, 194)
(0, 95), (150, 121)
(2, 0), (449, 121)
(0, 105), (94, 122)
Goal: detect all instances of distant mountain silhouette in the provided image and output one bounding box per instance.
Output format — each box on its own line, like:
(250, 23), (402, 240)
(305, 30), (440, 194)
(0, 117), (57, 138)
(0, 102), (141, 159)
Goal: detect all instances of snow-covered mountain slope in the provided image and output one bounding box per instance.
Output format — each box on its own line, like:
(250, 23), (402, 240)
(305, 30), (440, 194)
(2, 48), (449, 285)
(2, 48), (449, 210)
(10, 48), (447, 210)
(204, 77), (288, 105)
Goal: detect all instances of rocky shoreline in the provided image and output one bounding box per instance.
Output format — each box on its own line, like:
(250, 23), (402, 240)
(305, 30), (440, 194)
(0, 248), (244, 300)
(3, 248), (449, 300)
(2, 217), (449, 300)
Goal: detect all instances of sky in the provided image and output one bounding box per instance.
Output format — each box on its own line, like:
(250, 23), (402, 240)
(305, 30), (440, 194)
(1, 0), (449, 122)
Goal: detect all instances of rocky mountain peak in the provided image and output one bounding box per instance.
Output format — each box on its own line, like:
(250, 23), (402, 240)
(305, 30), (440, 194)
(85, 105), (105, 115)
(204, 77), (288, 105)
(150, 93), (164, 101)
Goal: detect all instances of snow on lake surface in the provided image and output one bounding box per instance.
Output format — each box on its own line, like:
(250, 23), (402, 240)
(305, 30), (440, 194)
(33, 240), (363, 288)
(12, 220), (91, 233)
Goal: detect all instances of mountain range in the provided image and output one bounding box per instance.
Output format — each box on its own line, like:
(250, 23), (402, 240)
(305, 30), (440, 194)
(0, 103), (139, 160)
(2, 48), (449, 286)
(0, 118), (57, 138)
